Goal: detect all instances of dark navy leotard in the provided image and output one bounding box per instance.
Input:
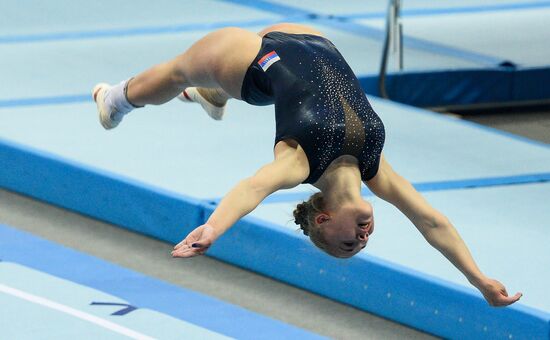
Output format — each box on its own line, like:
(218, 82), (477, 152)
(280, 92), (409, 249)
(241, 32), (385, 184)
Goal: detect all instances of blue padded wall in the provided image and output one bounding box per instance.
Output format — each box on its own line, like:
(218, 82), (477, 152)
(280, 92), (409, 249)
(359, 66), (550, 108)
(0, 138), (203, 243)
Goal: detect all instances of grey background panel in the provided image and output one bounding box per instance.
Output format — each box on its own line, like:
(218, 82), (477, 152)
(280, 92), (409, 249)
(250, 182), (550, 312)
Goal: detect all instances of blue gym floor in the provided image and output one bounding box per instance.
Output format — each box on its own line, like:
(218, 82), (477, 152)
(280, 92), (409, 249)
(0, 223), (319, 339)
(1, 1), (549, 339)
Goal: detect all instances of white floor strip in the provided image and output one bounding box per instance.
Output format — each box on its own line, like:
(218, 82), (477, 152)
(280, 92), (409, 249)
(0, 283), (155, 340)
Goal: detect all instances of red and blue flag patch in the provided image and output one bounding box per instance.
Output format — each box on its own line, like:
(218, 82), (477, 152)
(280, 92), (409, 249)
(258, 51), (280, 71)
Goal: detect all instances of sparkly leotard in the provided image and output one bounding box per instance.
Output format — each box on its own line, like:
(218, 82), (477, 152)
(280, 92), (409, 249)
(241, 32), (385, 184)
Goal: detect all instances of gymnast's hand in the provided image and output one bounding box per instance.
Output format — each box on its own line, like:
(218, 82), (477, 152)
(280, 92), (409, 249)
(477, 278), (522, 307)
(171, 224), (218, 258)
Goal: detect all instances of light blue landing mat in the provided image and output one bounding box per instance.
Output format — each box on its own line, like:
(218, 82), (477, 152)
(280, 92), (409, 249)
(271, 0), (549, 16)
(358, 7), (550, 67)
(0, 224), (323, 340)
(1, 97), (548, 200)
(250, 182), (550, 313)
(0, 0), (280, 36)
(3, 0), (549, 109)
(0, 26), (477, 100)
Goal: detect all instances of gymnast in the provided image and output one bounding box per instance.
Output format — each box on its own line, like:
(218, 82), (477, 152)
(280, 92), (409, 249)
(93, 23), (521, 307)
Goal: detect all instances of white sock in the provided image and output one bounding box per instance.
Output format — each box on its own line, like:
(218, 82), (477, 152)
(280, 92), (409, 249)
(106, 79), (137, 117)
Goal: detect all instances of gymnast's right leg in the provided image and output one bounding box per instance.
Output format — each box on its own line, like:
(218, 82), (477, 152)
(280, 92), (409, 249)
(92, 27), (261, 129)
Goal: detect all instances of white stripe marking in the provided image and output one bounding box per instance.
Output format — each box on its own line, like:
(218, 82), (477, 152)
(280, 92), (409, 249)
(0, 283), (155, 340)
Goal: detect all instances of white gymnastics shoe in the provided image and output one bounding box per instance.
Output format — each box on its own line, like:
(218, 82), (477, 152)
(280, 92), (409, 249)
(178, 87), (226, 121)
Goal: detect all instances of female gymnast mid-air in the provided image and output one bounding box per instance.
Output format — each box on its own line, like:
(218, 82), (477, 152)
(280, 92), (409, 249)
(93, 23), (522, 307)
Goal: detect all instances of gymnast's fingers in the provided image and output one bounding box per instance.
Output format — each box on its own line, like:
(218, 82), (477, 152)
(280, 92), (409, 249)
(172, 244), (210, 258)
(497, 292), (522, 306)
(171, 246), (198, 258)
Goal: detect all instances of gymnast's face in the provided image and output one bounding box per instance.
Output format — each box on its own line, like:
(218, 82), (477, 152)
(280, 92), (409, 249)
(316, 200), (374, 258)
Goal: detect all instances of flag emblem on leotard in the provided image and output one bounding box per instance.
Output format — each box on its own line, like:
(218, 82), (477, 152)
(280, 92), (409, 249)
(258, 51), (280, 71)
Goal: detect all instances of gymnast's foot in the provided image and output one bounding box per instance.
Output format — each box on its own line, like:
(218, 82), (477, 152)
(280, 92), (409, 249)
(177, 87), (226, 121)
(92, 80), (135, 130)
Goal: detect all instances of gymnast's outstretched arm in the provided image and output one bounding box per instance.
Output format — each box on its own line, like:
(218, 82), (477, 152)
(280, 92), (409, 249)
(172, 143), (309, 258)
(365, 154), (522, 307)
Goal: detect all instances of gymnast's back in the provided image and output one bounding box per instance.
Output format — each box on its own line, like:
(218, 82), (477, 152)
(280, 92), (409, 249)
(241, 32), (385, 184)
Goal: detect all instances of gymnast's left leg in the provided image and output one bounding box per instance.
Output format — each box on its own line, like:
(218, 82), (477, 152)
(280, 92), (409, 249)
(92, 27), (262, 129)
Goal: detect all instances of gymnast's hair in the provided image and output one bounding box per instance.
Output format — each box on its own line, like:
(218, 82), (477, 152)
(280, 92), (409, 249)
(293, 192), (337, 257)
